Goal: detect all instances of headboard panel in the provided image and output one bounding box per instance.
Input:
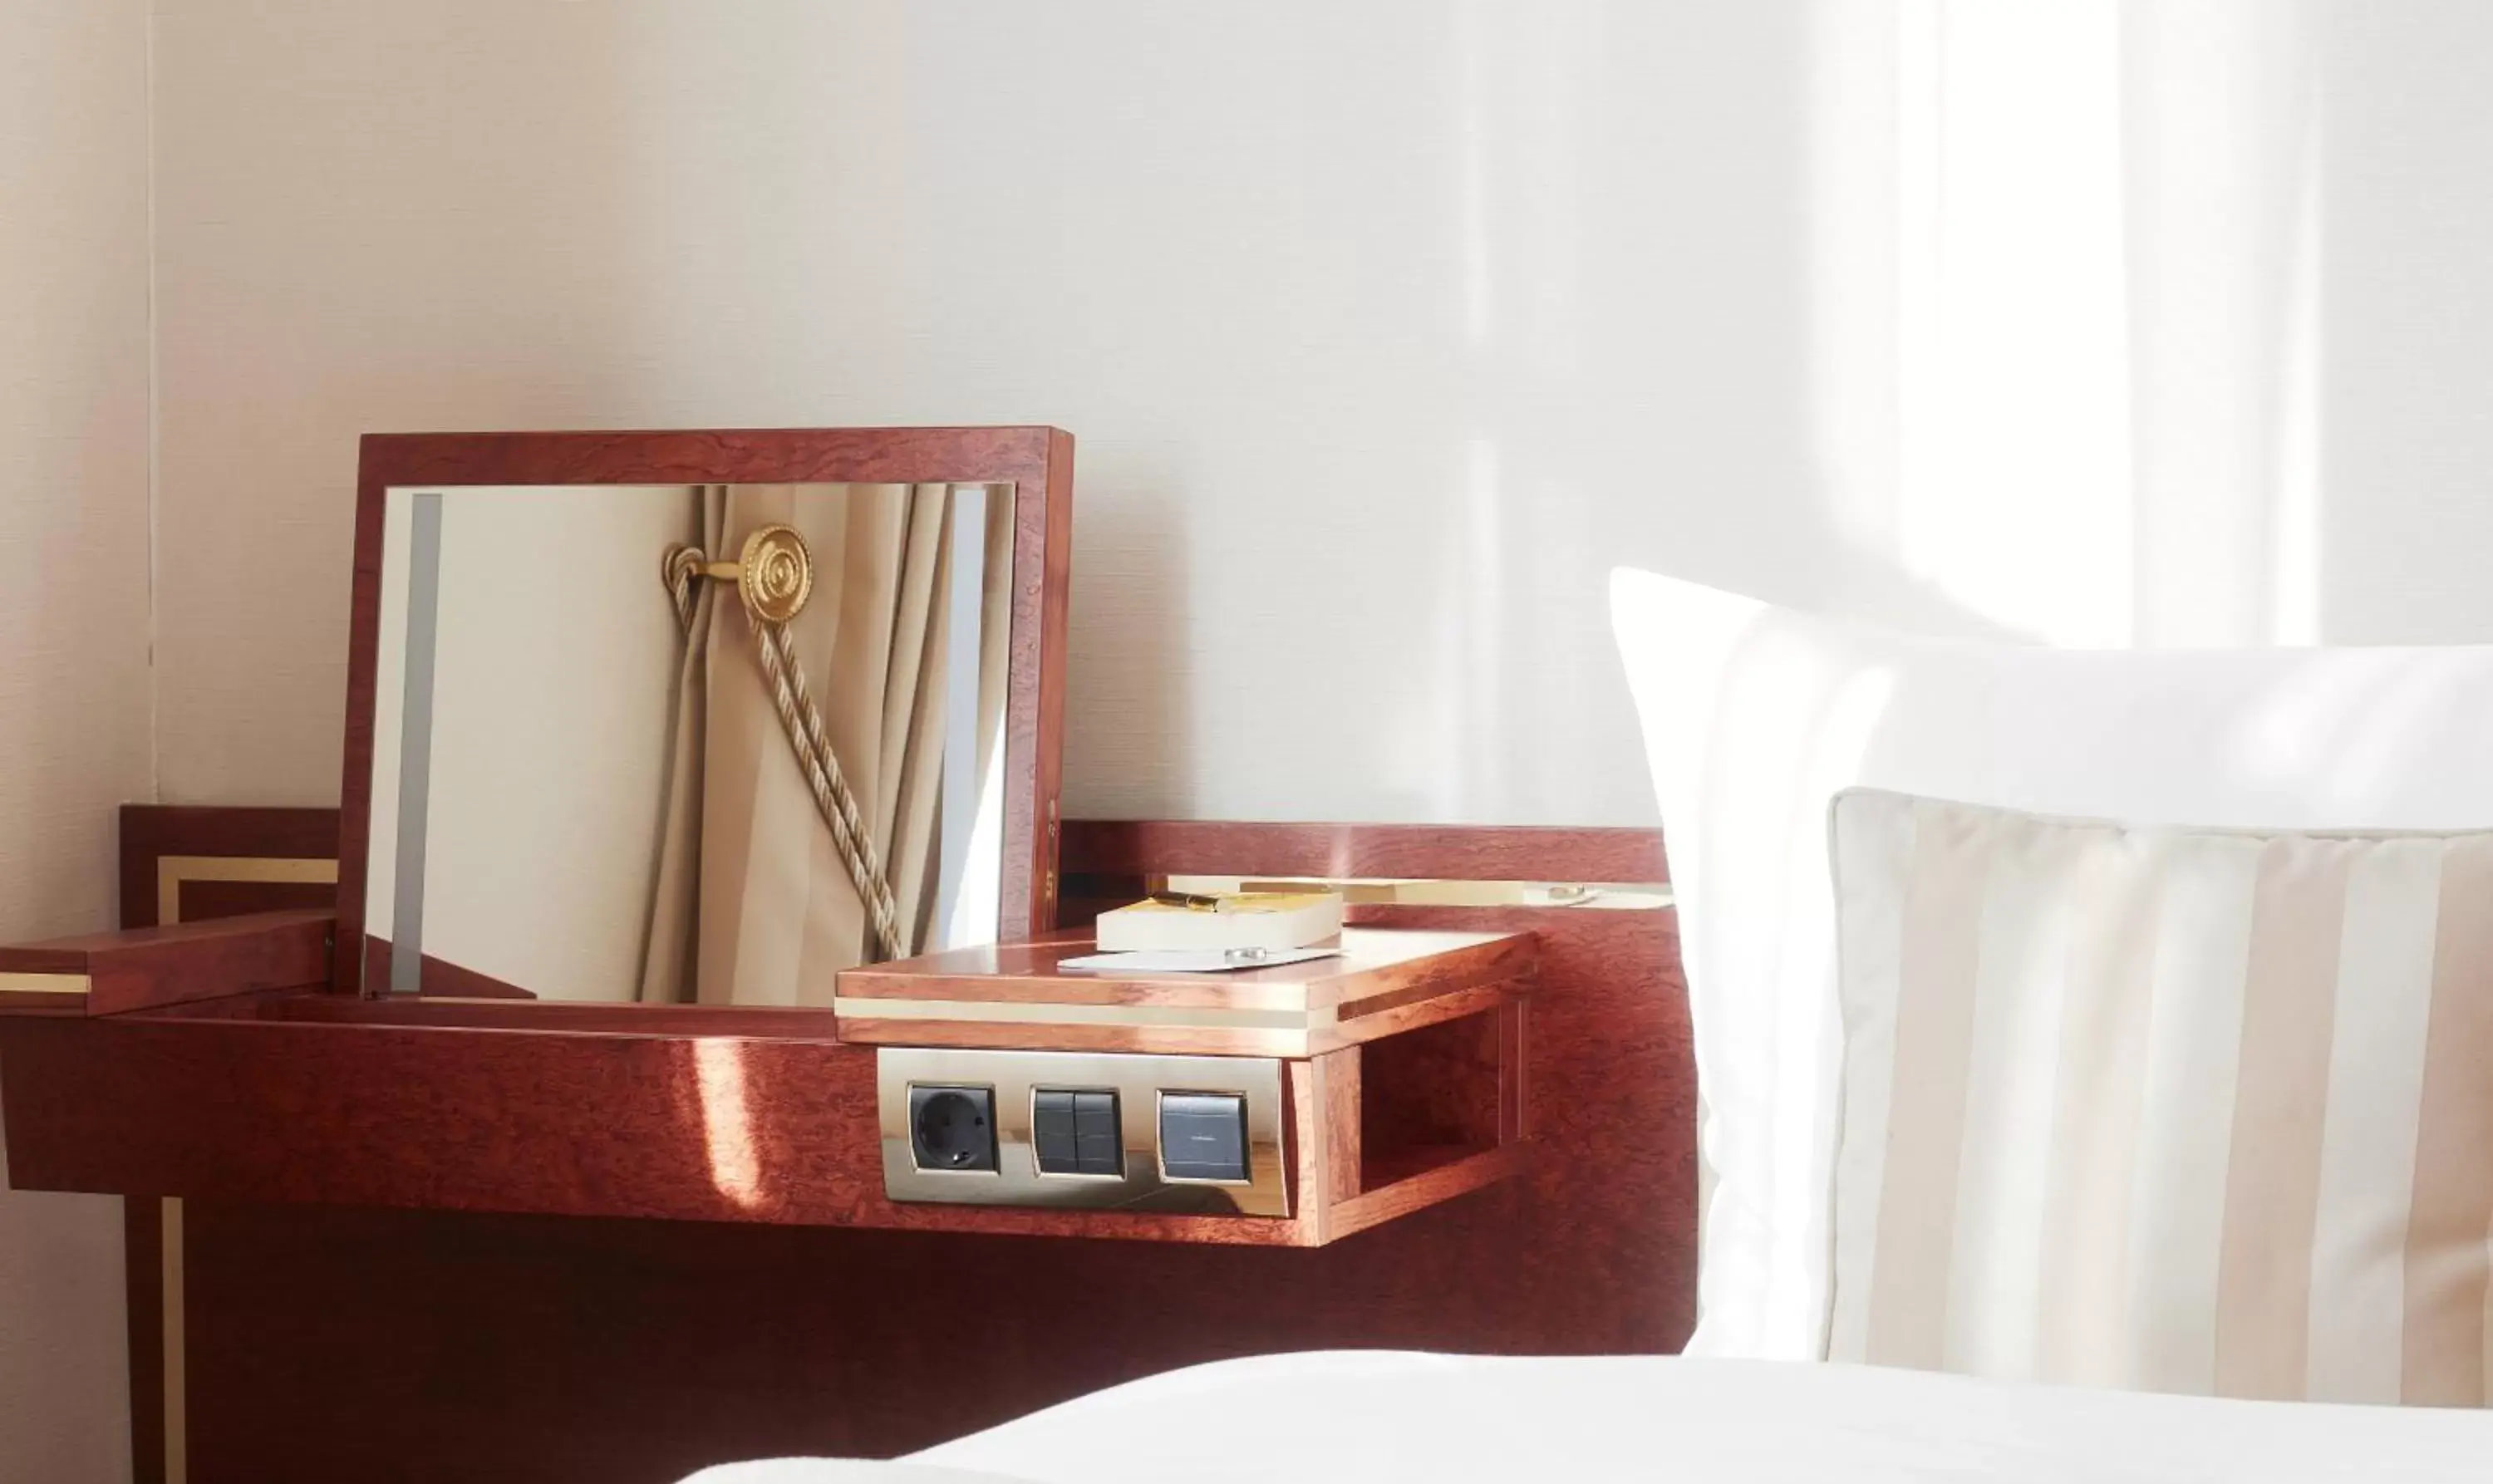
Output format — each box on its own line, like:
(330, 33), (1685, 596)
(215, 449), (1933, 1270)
(112, 806), (1694, 1482)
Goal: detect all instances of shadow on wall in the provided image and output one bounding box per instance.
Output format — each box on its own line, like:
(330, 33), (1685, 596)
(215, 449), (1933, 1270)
(1060, 455), (1193, 823)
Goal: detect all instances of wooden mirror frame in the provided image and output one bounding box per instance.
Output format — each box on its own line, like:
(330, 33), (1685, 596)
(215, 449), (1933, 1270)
(332, 427), (1075, 999)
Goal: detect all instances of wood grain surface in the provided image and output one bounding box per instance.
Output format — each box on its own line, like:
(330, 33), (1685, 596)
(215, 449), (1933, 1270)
(118, 805), (341, 929)
(0, 910), (332, 1015)
(56, 808), (1693, 1481)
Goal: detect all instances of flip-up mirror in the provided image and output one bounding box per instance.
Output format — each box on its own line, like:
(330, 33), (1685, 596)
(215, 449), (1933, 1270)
(335, 429), (1073, 1004)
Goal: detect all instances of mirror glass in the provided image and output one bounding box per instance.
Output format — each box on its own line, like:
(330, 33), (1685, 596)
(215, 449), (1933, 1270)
(362, 482), (1015, 1004)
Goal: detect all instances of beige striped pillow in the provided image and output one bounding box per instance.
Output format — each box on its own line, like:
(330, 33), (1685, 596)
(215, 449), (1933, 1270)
(1827, 789), (2493, 1405)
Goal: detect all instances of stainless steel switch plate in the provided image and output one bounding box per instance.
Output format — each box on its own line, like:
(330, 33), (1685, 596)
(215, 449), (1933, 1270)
(878, 1047), (1289, 1216)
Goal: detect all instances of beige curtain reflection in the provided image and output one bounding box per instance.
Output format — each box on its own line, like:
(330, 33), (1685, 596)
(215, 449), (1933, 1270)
(638, 484), (956, 1004)
(636, 487), (724, 1002)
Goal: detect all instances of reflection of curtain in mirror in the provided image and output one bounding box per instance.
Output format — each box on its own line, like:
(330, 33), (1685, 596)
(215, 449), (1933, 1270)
(637, 483), (961, 1004)
(637, 487), (726, 1001)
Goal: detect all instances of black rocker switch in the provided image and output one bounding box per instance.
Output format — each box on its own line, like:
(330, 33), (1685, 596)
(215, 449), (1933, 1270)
(1073, 1091), (1122, 1176)
(1159, 1093), (1250, 1182)
(1033, 1090), (1079, 1173)
(1035, 1089), (1122, 1176)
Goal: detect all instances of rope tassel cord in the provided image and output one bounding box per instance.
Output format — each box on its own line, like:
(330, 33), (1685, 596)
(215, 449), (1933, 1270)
(666, 539), (907, 961)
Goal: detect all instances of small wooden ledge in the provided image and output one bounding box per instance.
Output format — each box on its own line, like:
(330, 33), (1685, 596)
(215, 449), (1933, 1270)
(0, 909), (331, 1016)
(832, 926), (1536, 1056)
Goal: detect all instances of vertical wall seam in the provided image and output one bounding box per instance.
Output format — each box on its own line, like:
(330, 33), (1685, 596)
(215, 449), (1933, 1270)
(142, 0), (161, 807)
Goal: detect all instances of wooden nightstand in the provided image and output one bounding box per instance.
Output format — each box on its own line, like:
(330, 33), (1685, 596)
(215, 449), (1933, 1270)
(0, 808), (1686, 1480)
(0, 921), (1533, 1249)
(838, 926), (1535, 1246)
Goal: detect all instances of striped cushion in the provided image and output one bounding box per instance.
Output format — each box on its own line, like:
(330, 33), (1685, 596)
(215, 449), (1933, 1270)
(1827, 789), (2493, 1404)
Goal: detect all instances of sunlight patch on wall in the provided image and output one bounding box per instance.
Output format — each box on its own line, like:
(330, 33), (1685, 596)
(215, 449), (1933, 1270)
(2124, 0), (2326, 647)
(1895, 0), (2134, 647)
(2271, 91), (2326, 647)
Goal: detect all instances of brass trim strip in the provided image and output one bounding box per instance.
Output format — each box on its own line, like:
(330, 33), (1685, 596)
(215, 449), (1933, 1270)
(162, 1197), (186, 1484)
(1163, 875), (1673, 909)
(156, 855), (338, 929)
(0, 972), (90, 995)
(832, 995), (1328, 1031)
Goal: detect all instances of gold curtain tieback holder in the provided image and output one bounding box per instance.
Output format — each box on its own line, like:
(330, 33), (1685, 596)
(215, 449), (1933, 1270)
(668, 523), (814, 623)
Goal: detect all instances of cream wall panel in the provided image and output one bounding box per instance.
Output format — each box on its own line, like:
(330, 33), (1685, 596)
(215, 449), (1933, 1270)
(146, 1), (1864, 827)
(0, 2), (150, 1480)
(149, 2), (2493, 829)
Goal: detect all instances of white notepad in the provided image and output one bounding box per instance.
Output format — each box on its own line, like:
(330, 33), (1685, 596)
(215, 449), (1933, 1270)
(1055, 947), (1343, 974)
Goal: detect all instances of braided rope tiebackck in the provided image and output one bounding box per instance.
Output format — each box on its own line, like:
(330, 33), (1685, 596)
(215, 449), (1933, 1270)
(666, 546), (906, 960)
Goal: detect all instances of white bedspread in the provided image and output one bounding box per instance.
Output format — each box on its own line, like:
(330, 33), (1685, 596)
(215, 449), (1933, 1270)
(684, 1350), (2493, 1483)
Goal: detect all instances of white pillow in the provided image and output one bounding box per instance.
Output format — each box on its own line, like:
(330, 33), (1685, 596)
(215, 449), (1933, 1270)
(1830, 788), (2493, 1403)
(1608, 568), (2493, 1359)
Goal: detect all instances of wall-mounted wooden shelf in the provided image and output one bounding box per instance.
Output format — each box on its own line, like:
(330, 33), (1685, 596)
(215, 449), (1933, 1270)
(833, 926), (1533, 1056)
(0, 918), (1531, 1246)
(0, 910), (330, 1016)
(0, 806), (1689, 1480)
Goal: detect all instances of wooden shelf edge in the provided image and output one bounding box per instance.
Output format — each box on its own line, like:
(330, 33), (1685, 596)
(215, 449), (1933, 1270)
(0, 909), (332, 1016)
(1328, 1143), (1527, 1243)
(0, 1009), (1362, 1245)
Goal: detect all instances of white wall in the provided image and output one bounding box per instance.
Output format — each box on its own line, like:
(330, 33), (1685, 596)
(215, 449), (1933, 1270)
(144, 1), (2493, 832)
(0, 2), (151, 1479)
(140, 0), (1932, 828)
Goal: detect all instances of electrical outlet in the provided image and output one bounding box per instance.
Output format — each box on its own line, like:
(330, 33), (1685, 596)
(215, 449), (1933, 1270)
(878, 1049), (1288, 1215)
(907, 1084), (997, 1172)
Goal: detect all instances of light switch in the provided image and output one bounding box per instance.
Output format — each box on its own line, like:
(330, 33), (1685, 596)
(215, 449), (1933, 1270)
(1033, 1089), (1079, 1174)
(1159, 1092), (1250, 1182)
(1073, 1091), (1123, 1176)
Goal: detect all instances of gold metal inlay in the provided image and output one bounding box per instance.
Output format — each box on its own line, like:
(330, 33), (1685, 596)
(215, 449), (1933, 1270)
(830, 996), (1327, 1032)
(0, 972), (90, 995)
(156, 855), (339, 931)
(1163, 875), (1673, 910)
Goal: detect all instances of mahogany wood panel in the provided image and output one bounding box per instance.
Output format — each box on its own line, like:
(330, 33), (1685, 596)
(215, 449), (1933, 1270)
(1060, 819), (1670, 885)
(147, 903), (1687, 1479)
(1329, 1144), (1527, 1243)
(335, 427), (1072, 997)
(1320, 1047), (1362, 1206)
(118, 804), (341, 930)
(173, 878), (336, 925)
(833, 927), (1534, 1056)
(216, 991), (839, 1039)
(0, 998), (1499, 1247)
(0, 910), (332, 1015)
(0, 992), (87, 1015)
(82, 813), (1689, 1482)
(1361, 1005), (1506, 1165)
(114, 805), (342, 1484)
(124, 1199), (165, 1484)
(836, 928), (1529, 1010)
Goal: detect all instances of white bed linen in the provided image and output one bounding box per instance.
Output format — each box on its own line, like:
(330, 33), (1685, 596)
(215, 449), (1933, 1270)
(685, 1350), (2493, 1483)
